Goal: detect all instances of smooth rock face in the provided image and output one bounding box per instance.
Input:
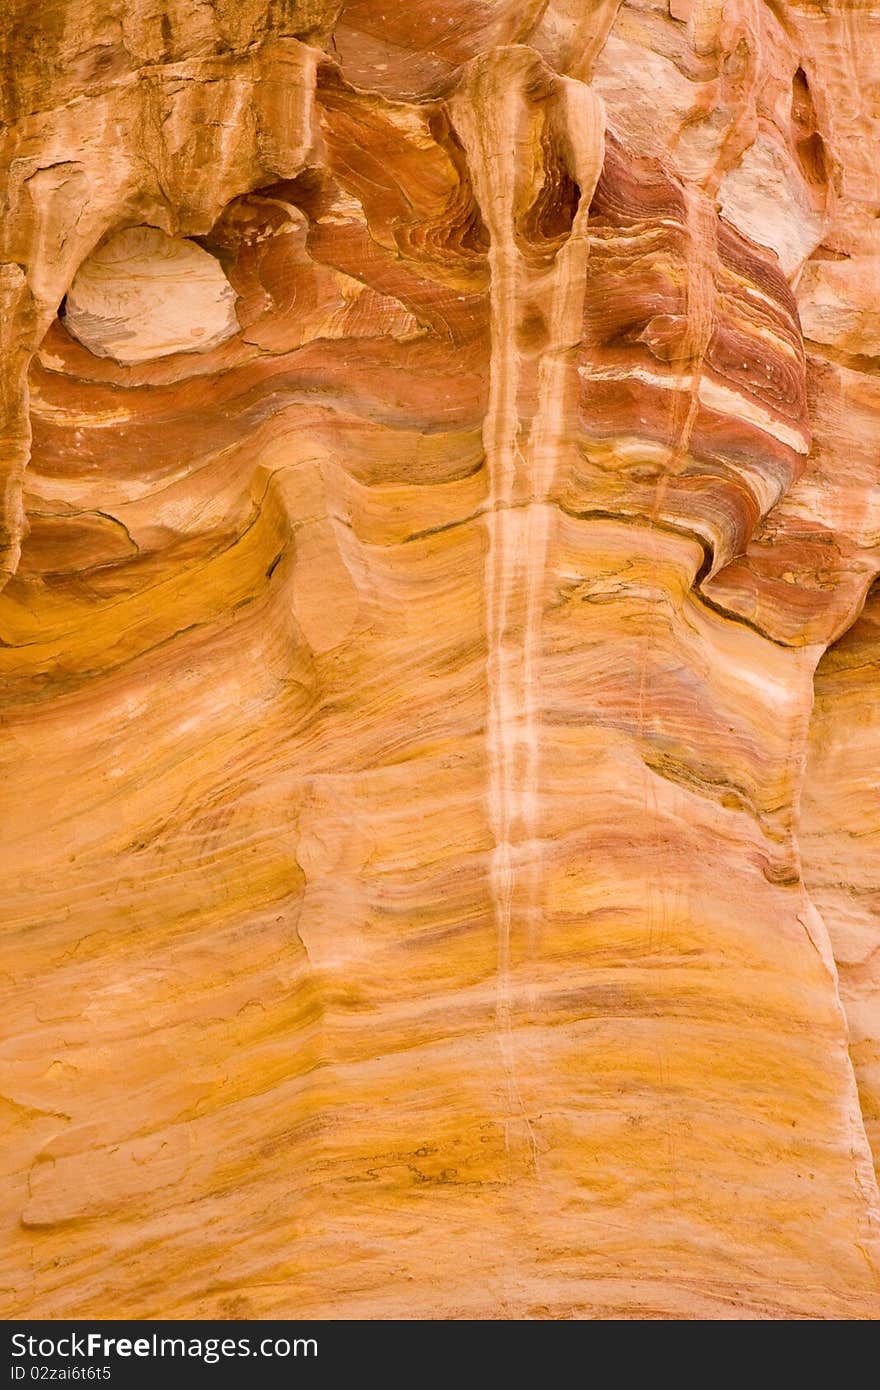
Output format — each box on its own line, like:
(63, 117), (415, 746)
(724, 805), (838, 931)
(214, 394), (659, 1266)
(63, 227), (240, 364)
(1, 1), (880, 1322)
(803, 594), (880, 1193)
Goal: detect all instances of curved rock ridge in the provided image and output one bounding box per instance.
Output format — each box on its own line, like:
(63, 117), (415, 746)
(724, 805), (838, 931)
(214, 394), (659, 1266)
(1, 1), (880, 1321)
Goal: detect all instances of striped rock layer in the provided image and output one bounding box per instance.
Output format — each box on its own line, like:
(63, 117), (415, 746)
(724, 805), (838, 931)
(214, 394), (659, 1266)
(2, 1), (880, 1320)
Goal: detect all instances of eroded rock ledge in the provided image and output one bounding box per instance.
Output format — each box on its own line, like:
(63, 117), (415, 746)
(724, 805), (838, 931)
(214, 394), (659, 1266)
(2, 0), (880, 1321)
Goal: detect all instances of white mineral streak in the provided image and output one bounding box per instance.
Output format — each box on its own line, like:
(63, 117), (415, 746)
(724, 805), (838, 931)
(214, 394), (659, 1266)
(453, 49), (605, 1164)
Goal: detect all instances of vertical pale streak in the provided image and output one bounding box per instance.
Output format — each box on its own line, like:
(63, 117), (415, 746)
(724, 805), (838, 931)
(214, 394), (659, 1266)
(451, 67), (522, 1127)
(523, 80), (604, 970)
(452, 51), (605, 1159)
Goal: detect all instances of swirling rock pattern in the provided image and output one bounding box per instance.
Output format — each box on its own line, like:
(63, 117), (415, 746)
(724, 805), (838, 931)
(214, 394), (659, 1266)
(1, 0), (880, 1321)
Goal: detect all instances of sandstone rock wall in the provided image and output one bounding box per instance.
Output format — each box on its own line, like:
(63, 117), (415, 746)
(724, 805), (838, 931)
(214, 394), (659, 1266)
(2, 0), (880, 1319)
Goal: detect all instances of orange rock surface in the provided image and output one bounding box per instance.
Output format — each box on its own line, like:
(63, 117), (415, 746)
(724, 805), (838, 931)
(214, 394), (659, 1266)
(2, 1), (880, 1320)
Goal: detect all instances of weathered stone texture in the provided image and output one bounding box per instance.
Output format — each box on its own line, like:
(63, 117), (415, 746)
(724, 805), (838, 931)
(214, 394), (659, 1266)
(2, 0), (880, 1320)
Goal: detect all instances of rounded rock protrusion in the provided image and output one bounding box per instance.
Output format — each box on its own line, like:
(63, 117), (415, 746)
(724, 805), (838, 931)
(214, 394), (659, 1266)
(63, 226), (239, 365)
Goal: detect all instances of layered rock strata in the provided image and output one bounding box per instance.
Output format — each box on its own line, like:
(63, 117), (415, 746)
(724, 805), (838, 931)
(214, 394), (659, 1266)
(2, 0), (880, 1320)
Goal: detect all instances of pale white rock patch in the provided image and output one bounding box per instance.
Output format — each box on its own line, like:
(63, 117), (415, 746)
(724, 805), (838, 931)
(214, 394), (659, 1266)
(717, 135), (826, 279)
(63, 226), (239, 365)
(592, 33), (703, 164)
(798, 255), (880, 357)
